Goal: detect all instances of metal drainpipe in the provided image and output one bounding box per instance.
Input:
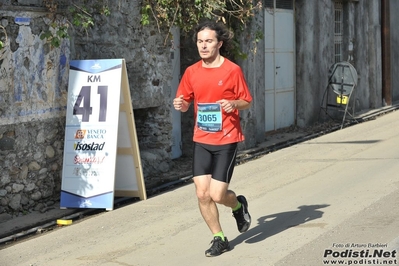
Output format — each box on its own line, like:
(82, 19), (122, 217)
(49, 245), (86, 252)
(381, 0), (392, 106)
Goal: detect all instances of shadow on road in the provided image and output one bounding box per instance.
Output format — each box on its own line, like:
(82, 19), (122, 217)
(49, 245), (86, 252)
(229, 204), (330, 249)
(303, 140), (381, 144)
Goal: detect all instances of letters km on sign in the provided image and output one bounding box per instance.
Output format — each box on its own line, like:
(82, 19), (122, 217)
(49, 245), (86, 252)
(60, 59), (147, 211)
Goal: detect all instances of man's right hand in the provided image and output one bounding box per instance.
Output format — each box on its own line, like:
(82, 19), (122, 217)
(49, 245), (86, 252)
(173, 95), (188, 112)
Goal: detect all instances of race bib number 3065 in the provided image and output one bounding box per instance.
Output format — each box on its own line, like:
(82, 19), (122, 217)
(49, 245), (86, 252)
(197, 103), (222, 132)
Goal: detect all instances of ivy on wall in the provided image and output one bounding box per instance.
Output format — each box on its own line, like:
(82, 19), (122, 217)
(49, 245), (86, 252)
(141, 1), (262, 33)
(0, 0), (262, 52)
(140, 0), (263, 58)
(0, 25), (6, 50)
(39, 0), (110, 47)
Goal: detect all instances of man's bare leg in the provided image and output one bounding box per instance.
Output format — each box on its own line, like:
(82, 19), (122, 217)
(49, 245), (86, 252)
(193, 175), (238, 233)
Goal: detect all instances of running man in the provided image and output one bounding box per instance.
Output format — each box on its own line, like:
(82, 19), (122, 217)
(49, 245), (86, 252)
(173, 20), (252, 257)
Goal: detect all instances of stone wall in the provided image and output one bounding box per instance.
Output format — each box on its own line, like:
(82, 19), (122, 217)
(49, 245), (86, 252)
(0, 5), (70, 215)
(389, 0), (399, 102)
(0, 118), (65, 214)
(295, 0), (383, 126)
(70, 0), (175, 179)
(0, 1), (175, 216)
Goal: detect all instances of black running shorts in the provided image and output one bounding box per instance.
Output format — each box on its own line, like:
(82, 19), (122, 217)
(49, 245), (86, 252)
(192, 142), (238, 183)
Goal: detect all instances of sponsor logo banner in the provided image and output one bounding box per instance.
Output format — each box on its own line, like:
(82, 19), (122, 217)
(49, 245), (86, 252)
(61, 59), (123, 208)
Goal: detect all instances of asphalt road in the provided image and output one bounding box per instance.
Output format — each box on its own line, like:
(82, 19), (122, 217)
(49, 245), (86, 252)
(1, 110), (399, 266)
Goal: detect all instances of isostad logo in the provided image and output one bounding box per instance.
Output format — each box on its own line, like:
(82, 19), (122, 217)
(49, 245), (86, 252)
(74, 142), (105, 151)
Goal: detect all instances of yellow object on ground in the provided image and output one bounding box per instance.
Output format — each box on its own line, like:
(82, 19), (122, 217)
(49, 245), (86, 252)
(56, 219), (72, 225)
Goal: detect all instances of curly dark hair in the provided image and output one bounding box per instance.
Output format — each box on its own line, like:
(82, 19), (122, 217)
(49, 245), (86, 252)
(192, 20), (234, 57)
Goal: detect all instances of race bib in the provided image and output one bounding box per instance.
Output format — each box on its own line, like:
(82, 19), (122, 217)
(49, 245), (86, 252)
(197, 103), (222, 132)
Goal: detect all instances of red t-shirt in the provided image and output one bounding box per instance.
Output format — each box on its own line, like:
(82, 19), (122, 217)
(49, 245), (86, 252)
(176, 58), (253, 145)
